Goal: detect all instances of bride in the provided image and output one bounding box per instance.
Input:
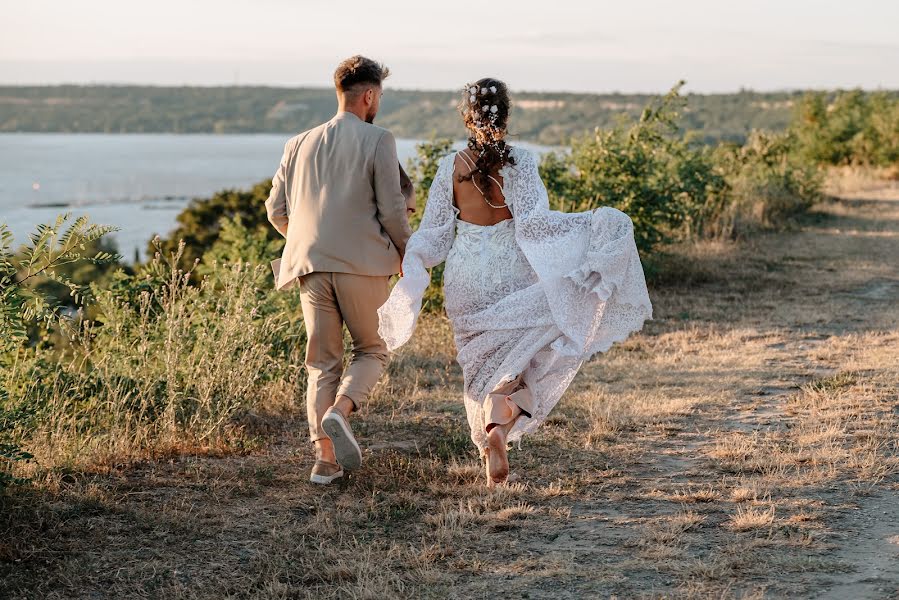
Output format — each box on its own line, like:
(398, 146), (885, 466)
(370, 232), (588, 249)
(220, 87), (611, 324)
(377, 78), (652, 486)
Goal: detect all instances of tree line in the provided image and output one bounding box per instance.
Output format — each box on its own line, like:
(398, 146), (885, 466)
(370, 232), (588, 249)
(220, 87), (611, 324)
(1, 84), (875, 145)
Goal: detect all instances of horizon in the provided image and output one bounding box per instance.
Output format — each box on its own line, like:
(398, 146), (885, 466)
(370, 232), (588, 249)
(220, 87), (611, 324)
(2, 80), (897, 97)
(2, 1), (898, 93)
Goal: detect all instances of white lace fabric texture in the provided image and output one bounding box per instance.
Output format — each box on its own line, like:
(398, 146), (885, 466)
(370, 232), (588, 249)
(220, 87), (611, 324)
(377, 147), (653, 450)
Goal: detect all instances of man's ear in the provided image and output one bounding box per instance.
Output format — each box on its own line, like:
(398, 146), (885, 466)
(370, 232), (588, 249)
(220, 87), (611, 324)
(364, 87), (374, 106)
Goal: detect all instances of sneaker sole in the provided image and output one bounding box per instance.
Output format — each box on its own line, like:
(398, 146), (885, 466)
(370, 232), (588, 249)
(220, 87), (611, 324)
(321, 413), (362, 470)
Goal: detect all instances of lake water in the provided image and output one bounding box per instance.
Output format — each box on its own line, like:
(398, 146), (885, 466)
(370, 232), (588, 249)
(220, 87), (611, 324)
(0, 133), (552, 261)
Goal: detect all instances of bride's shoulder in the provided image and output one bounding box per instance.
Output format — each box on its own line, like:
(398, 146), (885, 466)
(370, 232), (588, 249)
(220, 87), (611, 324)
(508, 146), (537, 170)
(439, 150), (458, 169)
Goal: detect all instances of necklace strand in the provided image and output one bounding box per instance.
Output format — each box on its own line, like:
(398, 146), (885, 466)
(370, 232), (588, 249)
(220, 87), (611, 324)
(458, 151), (507, 209)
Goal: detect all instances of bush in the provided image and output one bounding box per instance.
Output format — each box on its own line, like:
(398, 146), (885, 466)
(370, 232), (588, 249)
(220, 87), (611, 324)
(540, 83), (826, 245)
(539, 82), (729, 252)
(791, 90), (899, 168)
(1, 215), (119, 486)
(2, 217), (305, 477)
(714, 131), (822, 234)
(55, 242), (303, 455)
(149, 180), (281, 276)
(1, 215), (119, 350)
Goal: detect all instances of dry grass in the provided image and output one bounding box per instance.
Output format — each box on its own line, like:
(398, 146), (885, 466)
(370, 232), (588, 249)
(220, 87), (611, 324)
(2, 184), (899, 598)
(727, 505), (776, 532)
(824, 165), (899, 195)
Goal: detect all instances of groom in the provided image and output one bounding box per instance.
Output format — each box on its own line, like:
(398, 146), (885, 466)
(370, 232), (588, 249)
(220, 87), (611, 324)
(265, 55), (414, 485)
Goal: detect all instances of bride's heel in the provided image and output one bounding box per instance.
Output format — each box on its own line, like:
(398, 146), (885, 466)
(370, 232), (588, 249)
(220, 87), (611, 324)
(481, 373), (530, 487)
(483, 427), (510, 487)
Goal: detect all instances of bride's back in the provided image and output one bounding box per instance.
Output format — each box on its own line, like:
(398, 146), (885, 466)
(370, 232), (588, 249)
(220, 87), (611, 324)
(452, 149), (513, 226)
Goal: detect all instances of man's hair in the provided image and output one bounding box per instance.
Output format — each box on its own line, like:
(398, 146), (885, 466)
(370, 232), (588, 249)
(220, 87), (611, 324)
(333, 55), (390, 96)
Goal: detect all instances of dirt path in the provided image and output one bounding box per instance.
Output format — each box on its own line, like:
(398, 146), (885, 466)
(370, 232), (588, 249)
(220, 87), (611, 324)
(2, 185), (898, 599)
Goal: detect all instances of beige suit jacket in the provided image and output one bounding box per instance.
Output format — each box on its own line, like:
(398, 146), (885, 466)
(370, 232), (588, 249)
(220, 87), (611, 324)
(265, 112), (414, 290)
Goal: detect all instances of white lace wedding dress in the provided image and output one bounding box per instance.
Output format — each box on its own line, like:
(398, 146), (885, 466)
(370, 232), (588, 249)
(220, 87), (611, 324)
(377, 146), (652, 450)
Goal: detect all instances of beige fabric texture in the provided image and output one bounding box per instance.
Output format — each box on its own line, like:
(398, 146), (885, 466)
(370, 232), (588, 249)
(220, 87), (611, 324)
(265, 111), (414, 290)
(299, 271), (390, 442)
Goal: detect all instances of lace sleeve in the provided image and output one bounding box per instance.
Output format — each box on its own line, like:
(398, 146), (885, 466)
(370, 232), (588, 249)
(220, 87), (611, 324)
(504, 148), (593, 275)
(506, 147), (653, 354)
(504, 148), (551, 218)
(377, 153), (459, 350)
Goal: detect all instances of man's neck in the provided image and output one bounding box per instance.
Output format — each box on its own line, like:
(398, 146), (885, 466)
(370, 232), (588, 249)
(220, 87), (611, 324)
(336, 104), (367, 121)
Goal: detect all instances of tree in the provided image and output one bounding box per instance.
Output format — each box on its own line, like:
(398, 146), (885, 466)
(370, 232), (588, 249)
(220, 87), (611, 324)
(148, 180), (280, 276)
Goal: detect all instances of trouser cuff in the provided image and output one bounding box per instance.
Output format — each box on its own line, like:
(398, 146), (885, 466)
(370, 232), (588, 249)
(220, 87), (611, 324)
(483, 374), (534, 432)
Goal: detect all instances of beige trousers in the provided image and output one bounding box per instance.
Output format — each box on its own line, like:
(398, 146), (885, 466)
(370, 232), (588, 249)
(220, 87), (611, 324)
(299, 271), (390, 443)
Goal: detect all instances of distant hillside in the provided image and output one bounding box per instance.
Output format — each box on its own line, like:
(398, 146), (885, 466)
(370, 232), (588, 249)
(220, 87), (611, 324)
(0, 85), (889, 145)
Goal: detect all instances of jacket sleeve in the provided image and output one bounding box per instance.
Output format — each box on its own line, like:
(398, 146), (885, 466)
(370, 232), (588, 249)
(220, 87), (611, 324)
(264, 139), (292, 238)
(373, 131), (414, 256)
(377, 153), (458, 350)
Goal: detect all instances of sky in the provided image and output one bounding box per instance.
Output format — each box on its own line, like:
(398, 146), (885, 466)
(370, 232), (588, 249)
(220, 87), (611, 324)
(1, 0), (898, 93)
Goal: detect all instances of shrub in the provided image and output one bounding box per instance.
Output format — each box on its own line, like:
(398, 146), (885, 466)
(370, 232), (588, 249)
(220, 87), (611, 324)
(714, 131), (823, 234)
(791, 90), (899, 168)
(2, 218), (304, 476)
(149, 180), (280, 275)
(45, 241), (304, 460)
(539, 82), (730, 252)
(1, 214), (119, 350)
(1, 215), (119, 486)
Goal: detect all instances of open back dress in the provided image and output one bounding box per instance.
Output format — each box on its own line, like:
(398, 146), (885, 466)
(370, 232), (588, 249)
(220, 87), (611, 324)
(377, 146), (653, 450)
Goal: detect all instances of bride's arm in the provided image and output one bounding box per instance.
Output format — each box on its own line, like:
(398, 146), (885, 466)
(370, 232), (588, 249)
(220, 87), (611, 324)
(507, 148), (590, 243)
(377, 153), (458, 350)
(506, 148), (551, 220)
(405, 154), (458, 270)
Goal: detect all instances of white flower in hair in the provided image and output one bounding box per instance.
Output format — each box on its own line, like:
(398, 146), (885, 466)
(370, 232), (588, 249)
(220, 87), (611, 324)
(469, 86), (477, 94)
(490, 86), (497, 93)
(482, 105), (489, 112)
(481, 87), (487, 95)
(490, 105), (498, 113)
(469, 94), (476, 103)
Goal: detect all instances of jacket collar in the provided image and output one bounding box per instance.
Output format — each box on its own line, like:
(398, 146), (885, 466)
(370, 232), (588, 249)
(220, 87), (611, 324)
(333, 111), (363, 123)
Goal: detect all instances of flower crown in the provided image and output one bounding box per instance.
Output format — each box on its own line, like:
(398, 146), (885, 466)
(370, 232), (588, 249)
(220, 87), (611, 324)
(463, 83), (506, 154)
(466, 84), (500, 124)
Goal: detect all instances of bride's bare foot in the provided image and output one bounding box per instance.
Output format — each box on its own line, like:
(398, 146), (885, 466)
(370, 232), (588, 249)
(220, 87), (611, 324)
(484, 426), (510, 486)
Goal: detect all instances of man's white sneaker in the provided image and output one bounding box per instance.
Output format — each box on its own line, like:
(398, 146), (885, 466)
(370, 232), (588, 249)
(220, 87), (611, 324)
(321, 407), (363, 470)
(310, 459), (344, 485)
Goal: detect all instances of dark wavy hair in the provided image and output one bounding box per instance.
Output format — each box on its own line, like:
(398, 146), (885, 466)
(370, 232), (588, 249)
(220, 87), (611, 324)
(457, 77), (515, 198)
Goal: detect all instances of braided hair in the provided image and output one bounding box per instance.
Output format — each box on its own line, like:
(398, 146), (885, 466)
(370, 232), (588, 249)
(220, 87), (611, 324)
(458, 77), (515, 199)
